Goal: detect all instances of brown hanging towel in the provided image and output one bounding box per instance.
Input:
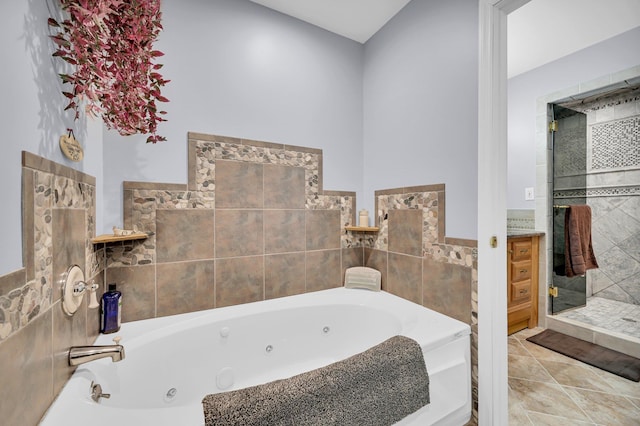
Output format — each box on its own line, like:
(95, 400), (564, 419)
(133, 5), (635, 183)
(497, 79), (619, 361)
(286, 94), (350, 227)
(564, 205), (599, 277)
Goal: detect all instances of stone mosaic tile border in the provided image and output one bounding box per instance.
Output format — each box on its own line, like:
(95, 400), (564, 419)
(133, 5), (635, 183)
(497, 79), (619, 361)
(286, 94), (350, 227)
(372, 185), (477, 306)
(109, 133), (356, 268)
(554, 186), (640, 198)
(0, 152), (98, 343)
(370, 184), (478, 423)
(568, 93), (640, 113)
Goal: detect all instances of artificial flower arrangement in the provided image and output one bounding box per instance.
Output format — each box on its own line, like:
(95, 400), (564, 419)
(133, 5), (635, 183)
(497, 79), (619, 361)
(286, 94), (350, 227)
(49, 0), (169, 143)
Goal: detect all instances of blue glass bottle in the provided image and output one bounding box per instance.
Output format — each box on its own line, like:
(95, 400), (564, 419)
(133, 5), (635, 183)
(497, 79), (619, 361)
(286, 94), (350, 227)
(101, 284), (122, 334)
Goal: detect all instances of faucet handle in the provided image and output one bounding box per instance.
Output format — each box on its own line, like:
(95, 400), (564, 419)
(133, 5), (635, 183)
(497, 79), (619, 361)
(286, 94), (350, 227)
(90, 381), (111, 402)
(87, 281), (100, 309)
(112, 336), (122, 345)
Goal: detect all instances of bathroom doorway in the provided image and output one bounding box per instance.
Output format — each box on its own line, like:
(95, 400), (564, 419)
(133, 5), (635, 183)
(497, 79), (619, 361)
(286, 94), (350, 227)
(546, 80), (640, 342)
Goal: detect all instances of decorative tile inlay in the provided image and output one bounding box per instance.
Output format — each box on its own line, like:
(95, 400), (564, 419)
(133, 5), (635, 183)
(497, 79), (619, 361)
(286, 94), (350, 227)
(0, 154), (98, 344)
(554, 186), (640, 198)
(370, 184), (478, 423)
(118, 136), (356, 269)
(592, 116), (640, 170)
(570, 93), (640, 113)
(507, 209), (536, 230)
(554, 114), (587, 177)
(0, 280), (39, 340)
(27, 170), (96, 337)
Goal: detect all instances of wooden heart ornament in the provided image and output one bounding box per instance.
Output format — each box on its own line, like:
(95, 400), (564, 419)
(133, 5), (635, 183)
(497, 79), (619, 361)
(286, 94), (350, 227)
(59, 129), (84, 162)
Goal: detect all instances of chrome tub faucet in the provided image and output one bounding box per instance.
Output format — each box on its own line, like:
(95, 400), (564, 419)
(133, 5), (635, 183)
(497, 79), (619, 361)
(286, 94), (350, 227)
(68, 345), (125, 366)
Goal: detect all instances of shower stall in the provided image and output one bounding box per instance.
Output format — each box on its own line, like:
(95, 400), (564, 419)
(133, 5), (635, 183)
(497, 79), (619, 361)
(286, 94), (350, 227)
(549, 84), (640, 342)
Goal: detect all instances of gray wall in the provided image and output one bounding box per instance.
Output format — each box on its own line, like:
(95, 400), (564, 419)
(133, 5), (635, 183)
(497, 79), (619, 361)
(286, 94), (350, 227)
(508, 26), (640, 210)
(102, 0), (365, 234)
(103, 0), (482, 241)
(0, 0), (103, 276)
(363, 0), (479, 240)
(2, 0), (483, 277)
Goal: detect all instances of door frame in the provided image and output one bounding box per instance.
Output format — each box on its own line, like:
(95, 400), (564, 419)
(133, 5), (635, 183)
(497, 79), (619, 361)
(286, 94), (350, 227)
(477, 0), (530, 424)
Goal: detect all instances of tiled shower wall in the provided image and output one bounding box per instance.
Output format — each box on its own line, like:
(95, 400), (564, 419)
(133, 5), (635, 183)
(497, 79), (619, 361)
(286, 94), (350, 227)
(0, 152), (104, 426)
(0, 133), (479, 425)
(555, 95), (640, 305)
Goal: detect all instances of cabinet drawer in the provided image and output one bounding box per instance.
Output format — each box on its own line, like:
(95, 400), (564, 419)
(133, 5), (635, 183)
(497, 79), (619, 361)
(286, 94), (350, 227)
(511, 240), (532, 261)
(511, 261), (532, 282)
(510, 280), (531, 305)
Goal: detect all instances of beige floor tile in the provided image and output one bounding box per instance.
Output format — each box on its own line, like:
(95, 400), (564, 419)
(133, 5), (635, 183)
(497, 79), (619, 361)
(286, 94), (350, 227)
(512, 327), (545, 341)
(509, 385), (534, 425)
(509, 407), (533, 425)
(519, 340), (584, 366)
(508, 378), (591, 422)
(563, 387), (640, 426)
(525, 411), (596, 426)
(509, 336), (531, 357)
(509, 354), (554, 383)
(537, 359), (617, 393)
(587, 366), (640, 398)
(509, 328), (640, 426)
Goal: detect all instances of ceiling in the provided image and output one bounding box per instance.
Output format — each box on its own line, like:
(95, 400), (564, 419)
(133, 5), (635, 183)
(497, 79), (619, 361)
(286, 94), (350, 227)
(249, 0), (411, 44)
(507, 0), (640, 77)
(249, 0), (640, 78)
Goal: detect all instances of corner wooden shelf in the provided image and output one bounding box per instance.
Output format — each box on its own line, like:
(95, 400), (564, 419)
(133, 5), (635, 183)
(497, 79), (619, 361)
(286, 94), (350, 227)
(91, 233), (149, 244)
(344, 226), (379, 232)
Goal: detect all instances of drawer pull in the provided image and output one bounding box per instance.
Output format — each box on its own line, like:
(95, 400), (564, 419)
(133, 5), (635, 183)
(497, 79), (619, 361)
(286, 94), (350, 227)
(519, 249), (528, 253)
(519, 289), (527, 294)
(519, 269), (528, 274)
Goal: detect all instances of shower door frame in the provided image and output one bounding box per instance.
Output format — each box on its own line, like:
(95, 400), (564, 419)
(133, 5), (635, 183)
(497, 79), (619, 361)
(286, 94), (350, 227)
(534, 68), (640, 336)
(550, 105), (588, 315)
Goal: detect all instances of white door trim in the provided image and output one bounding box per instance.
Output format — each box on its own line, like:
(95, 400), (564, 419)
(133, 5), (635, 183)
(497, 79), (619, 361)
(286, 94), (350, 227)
(477, 0), (530, 424)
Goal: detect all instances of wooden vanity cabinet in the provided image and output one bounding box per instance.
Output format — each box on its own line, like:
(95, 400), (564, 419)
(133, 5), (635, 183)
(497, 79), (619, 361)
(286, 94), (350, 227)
(507, 235), (539, 335)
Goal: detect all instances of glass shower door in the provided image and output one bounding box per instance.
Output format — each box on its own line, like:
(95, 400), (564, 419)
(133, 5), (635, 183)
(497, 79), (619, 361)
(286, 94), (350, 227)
(551, 105), (587, 314)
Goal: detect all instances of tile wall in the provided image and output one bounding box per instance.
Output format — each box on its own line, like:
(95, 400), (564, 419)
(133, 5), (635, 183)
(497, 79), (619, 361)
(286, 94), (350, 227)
(0, 152), (103, 426)
(554, 95), (640, 305)
(507, 209), (536, 231)
(360, 184), (479, 421)
(103, 133), (360, 321)
(0, 133), (479, 425)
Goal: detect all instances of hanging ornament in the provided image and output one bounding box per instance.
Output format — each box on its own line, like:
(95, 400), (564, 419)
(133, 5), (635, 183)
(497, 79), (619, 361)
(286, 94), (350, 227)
(59, 128), (84, 162)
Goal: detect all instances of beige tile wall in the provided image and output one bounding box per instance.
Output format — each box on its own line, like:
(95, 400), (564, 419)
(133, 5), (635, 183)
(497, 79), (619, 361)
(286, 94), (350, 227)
(362, 184), (479, 424)
(105, 133), (358, 322)
(0, 135), (479, 425)
(0, 152), (103, 426)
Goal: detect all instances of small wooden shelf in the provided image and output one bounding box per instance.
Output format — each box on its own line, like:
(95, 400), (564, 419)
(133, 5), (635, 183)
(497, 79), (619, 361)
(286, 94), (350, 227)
(344, 226), (379, 232)
(91, 233), (149, 244)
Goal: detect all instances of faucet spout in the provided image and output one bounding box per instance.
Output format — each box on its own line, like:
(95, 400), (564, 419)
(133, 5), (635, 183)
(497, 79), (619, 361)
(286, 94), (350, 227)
(68, 345), (125, 366)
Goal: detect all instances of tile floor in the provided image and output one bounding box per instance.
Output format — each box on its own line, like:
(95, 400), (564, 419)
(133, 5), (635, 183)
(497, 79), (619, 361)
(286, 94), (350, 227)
(556, 297), (640, 340)
(509, 327), (640, 425)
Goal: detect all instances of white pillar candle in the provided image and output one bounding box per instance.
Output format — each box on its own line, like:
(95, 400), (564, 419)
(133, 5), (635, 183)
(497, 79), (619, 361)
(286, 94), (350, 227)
(358, 209), (369, 227)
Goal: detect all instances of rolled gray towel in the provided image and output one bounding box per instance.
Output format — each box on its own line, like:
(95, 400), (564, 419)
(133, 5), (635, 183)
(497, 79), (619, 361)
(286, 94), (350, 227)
(202, 335), (429, 426)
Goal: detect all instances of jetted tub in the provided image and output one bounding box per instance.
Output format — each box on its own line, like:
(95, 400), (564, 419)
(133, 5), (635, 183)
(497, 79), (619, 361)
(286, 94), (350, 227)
(41, 288), (471, 425)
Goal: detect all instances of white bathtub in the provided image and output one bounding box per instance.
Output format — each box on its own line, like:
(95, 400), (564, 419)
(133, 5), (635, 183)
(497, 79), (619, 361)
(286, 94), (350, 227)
(41, 288), (471, 425)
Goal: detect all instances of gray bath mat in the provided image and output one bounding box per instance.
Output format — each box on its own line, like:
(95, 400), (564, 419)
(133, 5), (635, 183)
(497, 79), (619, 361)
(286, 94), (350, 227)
(527, 329), (640, 381)
(202, 335), (430, 425)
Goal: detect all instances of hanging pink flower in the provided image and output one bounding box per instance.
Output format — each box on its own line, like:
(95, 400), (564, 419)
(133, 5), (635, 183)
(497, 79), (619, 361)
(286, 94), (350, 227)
(49, 0), (169, 143)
